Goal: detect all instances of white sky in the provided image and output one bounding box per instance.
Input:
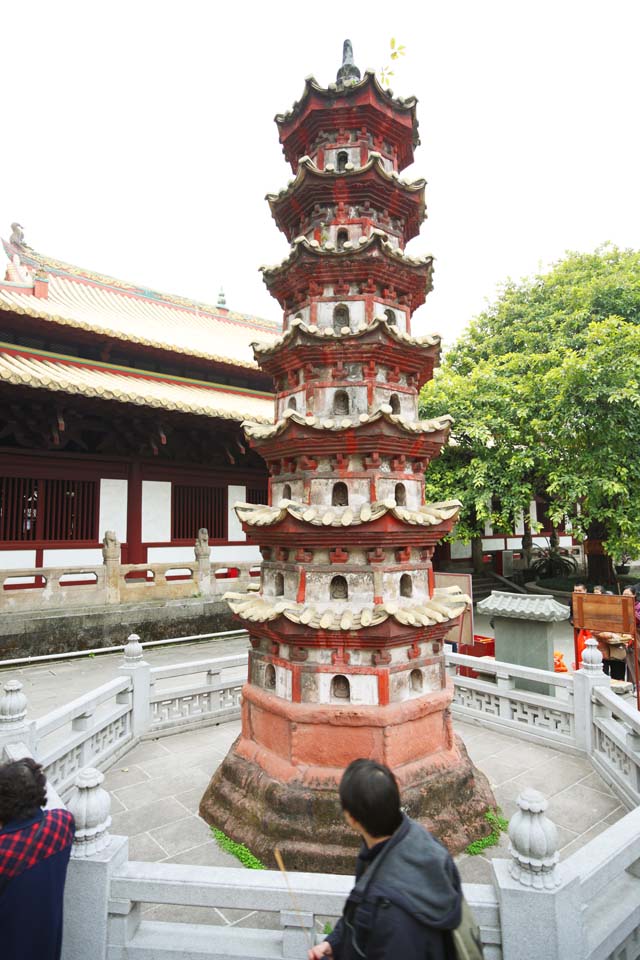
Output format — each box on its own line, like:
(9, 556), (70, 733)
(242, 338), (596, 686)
(2, 0), (639, 347)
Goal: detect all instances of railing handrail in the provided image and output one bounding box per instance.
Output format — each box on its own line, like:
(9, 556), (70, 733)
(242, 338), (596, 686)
(447, 651), (575, 688)
(34, 676), (131, 738)
(564, 805), (640, 902)
(592, 684), (640, 734)
(149, 653), (248, 681)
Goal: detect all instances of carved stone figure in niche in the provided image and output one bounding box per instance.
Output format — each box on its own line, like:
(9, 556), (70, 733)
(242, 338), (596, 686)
(265, 664), (276, 689)
(400, 573), (413, 597)
(395, 483), (407, 506)
(330, 575), (348, 599)
(389, 394), (401, 415)
(410, 669), (423, 693)
(333, 390), (350, 416)
(332, 482), (349, 507)
(333, 303), (350, 331)
(331, 674), (351, 699)
(275, 573), (285, 596)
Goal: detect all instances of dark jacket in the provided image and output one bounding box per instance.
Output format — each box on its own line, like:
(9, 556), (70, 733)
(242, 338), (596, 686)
(0, 807), (75, 960)
(328, 814), (462, 960)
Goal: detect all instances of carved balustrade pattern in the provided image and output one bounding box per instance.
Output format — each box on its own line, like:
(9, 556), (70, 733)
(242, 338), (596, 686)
(590, 686), (640, 808)
(446, 652), (576, 750)
(148, 653), (246, 734)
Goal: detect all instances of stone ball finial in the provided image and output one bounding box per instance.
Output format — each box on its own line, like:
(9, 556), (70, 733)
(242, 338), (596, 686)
(509, 788), (560, 889)
(123, 633), (144, 662)
(67, 767), (112, 858)
(581, 634), (604, 674)
(0, 678), (28, 727)
(337, 39), (361, 86)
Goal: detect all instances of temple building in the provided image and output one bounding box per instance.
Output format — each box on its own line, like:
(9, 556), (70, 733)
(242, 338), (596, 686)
(200, 41), (493, 871)
(0, 228), (275, 575)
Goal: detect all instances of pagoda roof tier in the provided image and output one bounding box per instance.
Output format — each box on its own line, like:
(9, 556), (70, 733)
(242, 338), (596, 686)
(253, 315), (439, 373)
(235, 498), (461, 530)
(267, 155), (426, 242)
(0, 342), (273, 422)
(244, 406), (451, 441)
(275, 71), (419, 173)
(225, 585), (469, 631)
(261, 231), (433, 310)
(1, 237), (278, 370)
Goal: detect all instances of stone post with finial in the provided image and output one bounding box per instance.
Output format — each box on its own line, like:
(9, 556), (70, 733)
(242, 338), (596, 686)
(63, 768), (129, 960)
(573, 633), (610, 754)
(194, 527), (212, 596)
(492, 789), (584, 960)
(102, 530), (122, 604)
(0, 677), (35, 752)
(118, 633), (151, 738)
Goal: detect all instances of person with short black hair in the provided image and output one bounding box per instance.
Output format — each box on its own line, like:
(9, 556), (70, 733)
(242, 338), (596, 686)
(309, 758), (463, 959)
(0, 757), (75, 960)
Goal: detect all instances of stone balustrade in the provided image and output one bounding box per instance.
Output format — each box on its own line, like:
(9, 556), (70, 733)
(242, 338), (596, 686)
(4, 632), (640, 958)
(0, 527), (260, 613)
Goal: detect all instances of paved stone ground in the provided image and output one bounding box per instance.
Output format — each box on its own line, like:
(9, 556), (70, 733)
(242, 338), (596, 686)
(0, 622), (627, 927)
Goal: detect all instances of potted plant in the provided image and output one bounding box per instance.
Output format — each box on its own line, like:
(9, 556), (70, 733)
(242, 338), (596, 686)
(615, 552), (632, 576)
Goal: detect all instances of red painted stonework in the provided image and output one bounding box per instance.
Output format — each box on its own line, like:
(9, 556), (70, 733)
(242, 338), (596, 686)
(200, 49), (494, 868)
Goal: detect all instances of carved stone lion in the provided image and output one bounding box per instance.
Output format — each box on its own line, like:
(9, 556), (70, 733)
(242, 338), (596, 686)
(9, 223), (25, 246)
(102, 530), (120, 562)
(195, 527), (210, 560)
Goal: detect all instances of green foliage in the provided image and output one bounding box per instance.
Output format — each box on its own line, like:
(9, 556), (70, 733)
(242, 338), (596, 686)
(379, 37), (406, 87)
(323, 922), (334, 935)
(420, 245), (640, 562)
(530, 545), (578, 579)
(210, 828), (265, 869)
(465, 809), (509, 856)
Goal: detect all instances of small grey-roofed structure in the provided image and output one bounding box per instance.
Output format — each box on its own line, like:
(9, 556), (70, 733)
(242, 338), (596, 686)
(477, 591), (569, 622)
(477, 591), (570, 695)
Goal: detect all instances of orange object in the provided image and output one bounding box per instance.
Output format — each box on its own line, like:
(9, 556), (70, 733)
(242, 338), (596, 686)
(553, 651), (568, 673)
(458, 635), (496, 677)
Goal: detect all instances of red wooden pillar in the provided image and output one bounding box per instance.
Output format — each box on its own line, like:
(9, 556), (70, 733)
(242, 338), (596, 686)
(126, 462), (144, 564)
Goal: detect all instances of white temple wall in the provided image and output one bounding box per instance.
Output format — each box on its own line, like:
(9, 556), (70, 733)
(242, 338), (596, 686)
(98, 479), (128, 543)
(227, 485), (246, 542)
(141, 481), (171, 543)
(286, 304), (311, 328)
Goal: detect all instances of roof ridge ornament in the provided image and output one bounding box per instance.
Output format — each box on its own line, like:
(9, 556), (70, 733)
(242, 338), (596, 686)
(336, 39), (361, 86)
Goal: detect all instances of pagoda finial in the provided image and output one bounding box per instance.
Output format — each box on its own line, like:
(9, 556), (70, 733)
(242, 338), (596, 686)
(336, 39), (361, 86)
(217, 286), (226, 308)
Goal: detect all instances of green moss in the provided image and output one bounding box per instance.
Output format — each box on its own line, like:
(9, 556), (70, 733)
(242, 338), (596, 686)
(210, 827), (265, 869)
(465, 809), (509, 856)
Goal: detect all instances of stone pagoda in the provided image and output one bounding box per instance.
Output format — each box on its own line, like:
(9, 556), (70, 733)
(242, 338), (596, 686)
(200, 41), (493, 872)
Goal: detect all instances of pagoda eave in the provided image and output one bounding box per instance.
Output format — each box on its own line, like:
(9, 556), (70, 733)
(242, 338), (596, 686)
(244, 619), (454, 647)
(268, 160), (426, 243)
(239, 519), (458, 549)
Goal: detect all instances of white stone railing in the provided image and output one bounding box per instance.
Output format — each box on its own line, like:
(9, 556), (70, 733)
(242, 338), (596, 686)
(2, 632), (640, 959)
(0, 528), (260, 612)
(590, 685), (640, 808)
(148, 653), (246, 734)
(446, 651), (577, 753)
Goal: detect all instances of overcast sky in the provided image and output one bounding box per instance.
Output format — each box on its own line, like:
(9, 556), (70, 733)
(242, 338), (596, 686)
(2, 0), (639, 346)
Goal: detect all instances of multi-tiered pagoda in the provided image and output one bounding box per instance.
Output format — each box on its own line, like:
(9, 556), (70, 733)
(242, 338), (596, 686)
(200, 41), (493, 872)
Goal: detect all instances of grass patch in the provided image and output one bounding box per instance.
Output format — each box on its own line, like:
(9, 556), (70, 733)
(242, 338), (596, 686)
(465, 809), (509, 856)
(211, 827), (265, 869)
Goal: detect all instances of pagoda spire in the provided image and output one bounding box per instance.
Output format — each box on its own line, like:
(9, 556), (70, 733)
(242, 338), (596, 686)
(336, 39), (361, 86)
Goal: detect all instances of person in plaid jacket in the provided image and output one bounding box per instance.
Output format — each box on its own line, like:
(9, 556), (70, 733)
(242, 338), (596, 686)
(0, 757), (75, 960)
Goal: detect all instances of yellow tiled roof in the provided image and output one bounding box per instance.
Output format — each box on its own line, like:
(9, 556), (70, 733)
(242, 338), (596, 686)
(0, 346), (274, 422)
(0, 241), (279, 368)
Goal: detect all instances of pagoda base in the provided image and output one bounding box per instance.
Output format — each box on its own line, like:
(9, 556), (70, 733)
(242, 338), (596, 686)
(199, 686), (495, 872)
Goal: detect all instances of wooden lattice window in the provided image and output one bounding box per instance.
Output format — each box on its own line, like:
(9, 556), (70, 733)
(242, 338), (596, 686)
(0, 477), (98, 543)
(172, 484), (226, 540)
(246, 485), (268, 505)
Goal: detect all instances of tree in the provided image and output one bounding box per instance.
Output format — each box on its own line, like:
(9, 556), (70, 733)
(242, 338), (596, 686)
(420, 245), (640, 580)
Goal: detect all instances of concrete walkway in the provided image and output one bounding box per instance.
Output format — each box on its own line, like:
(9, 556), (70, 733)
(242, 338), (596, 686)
(0, 631), (626, 927)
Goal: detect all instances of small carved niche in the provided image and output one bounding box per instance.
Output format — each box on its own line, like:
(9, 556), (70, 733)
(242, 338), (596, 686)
(395, 482), (406, 506)
(410, 669), (423, 693)
(287, 396), (297, 410)
(265, 664), (276, 689)
(275, 573), (285, 596)
(332, 481), (349, 507)
(282, 483), (292, 500)
(333, 303), (350, 332)
(333, 390), (350, 416)
(330, 575), (348, 600)
(389, 393), (401, 415)
(400, 573), (413, 598)
(384, 308), (397, 326)
(337, 150), (349, 172)
(331, 674), (351, 700)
